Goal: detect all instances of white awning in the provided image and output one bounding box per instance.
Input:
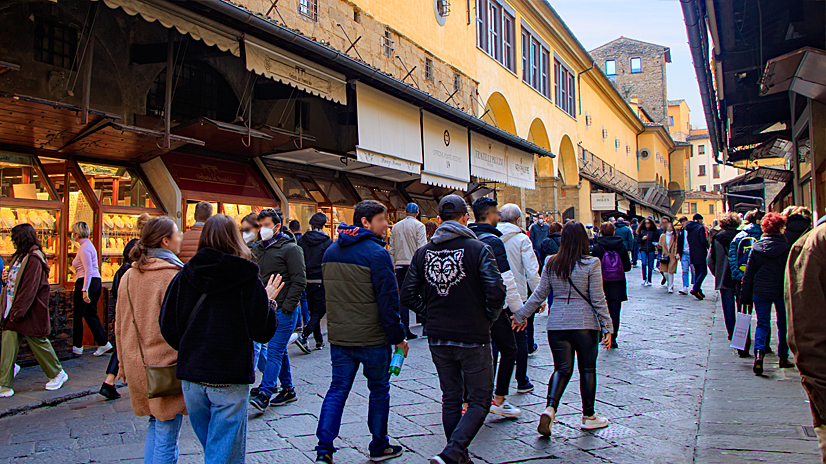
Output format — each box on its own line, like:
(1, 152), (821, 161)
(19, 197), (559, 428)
(263, 149), (417, 183)
(100, 0), (240, 56)
(421, 112), (470, 191)
(470, 132), (508, 184)
(245, 37), (347, 105)
(507, 148), (536, 190)
(355, 82), (422, 175)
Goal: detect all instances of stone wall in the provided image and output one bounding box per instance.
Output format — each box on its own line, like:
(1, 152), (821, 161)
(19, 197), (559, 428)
(590, 38), (669, 125)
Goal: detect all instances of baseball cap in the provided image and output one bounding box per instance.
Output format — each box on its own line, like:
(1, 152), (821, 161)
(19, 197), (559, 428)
(438, 194), (468, 217)
(405, 202), (419, 214)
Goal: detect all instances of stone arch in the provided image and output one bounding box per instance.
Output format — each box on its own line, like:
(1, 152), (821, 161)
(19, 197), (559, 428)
(669, 181), (681, 192)
(482, 92), (517, 135)
(145, 60), (240, 123)
(558, 135), (578, 185)
(528, 118), (553, 177)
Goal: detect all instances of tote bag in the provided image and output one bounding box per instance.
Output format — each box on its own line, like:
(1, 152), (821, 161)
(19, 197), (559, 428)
(730, 309), (751, 351)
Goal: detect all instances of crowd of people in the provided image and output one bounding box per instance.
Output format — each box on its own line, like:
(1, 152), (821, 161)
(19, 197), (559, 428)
(1, 196), (826, 463)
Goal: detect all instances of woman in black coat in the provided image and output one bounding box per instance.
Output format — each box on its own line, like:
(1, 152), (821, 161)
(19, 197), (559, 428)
(538, 222), (563, 270)
(636, 218), (658, 286)
(591, 222), (632, 348)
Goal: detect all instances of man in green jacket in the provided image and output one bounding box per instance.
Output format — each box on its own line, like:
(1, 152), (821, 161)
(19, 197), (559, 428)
(249, 208), (307, 411)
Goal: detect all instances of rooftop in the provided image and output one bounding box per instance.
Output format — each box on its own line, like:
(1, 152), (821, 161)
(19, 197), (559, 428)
(686, 191), (724, 200)
(668, 99), (685, 106)
(590, 36), (672, 63)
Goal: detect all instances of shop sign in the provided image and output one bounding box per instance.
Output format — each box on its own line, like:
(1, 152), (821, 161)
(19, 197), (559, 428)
(421, 112), (469, 191)
(470, 132), (508, 184)
(591, 193), (616, 211)
(507, 148), (535, 190)
(355, 82), (422, 175)
(617, 197), (630, 213)
(162, 153), (272, 200)
(245, 38), (347, 105)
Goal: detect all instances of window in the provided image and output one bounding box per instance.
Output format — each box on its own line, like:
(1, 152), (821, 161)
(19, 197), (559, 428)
(668, 116), (674, 126)
(605, 60), (616, 76)
(298, 0), (318, 21)
(521, 28), (550, 98)
(685, 202), (697, 214)
(698, 165), (707, 176)
(713, 183), (721, 192)
(453, 72), (461, 93)
(33, 18), (78, 69)
(425, 58), (433, 81)
(382, 30), (394, 57)
(630, 57), (642, 73)
(476, 0), (515, 73)
(709, 204), (715, 215)
(699, 185), (707, 192)
(555, 59), (576, 117)
(713, 164), (720, 179)
(698, 145), (705, 154)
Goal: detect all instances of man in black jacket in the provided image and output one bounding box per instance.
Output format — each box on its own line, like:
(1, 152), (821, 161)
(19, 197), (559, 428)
(685, 214), (710, 300)
(467, 198), (524, 419)
(401, 195), (506, 464)
(296, 212), (333, 353)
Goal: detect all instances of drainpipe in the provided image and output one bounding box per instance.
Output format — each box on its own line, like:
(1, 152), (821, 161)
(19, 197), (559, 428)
(577, 60), (595, 116)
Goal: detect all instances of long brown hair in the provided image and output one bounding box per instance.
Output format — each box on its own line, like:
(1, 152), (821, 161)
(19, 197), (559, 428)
(637, 218), (656, 236)
(547, 221), (591, 280)
(129, 216), (177, 272)
(198, 214), (251, 260)
(10, 223), (41, 265)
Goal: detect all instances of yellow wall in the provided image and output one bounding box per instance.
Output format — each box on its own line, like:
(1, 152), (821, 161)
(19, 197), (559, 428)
(669, 145), (690, 191)
(638, 128), (673, 186)
(679, 198), (724, 223)
(668, 101), (690, 135)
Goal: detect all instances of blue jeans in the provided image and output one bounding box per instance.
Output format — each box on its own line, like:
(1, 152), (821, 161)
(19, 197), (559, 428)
(640, 251), (656, 282)
(260, 309), (299, 396)
(145, 415), (182, 464)
(753, 295), (788, 356)
(681, 253), (694, 288)
(720, 288), (736, 339)
(300, 293), (309, 327)
(253, 342), (268, 373)
(692, 265), (708, 293)
(182, 381), (249, 464)
(316, 344), (392, 456)
(632, 243), (640, 265)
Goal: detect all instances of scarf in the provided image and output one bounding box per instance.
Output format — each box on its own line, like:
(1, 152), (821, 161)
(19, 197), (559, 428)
(146, 247), (184, 268)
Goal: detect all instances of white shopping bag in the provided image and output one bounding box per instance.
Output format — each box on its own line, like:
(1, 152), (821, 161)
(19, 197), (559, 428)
(730, 311), (751, 351)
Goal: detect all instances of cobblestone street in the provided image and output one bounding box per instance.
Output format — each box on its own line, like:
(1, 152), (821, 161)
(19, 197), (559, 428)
(0, 274), (819, 464)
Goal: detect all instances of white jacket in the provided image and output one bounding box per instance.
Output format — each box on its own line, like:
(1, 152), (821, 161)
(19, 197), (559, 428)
(388, 216), (426, 266)
(497, 222), (541, 302)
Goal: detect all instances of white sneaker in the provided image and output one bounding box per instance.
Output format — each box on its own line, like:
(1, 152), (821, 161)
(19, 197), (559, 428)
(0, 387), (13, 398)
(288, 333), (299, 345)
(93, 342), (113, 357)
(582, 413), (609, 430)
(429, 456), (446, 464)
(490, 399), (521, 418)
(641, 280), (647, 286)
(72, 346), (83, 356)
(668, 287), (674, 294)
(13, 364), (20, 378)
(45, 370), (68, 391)
(538, 406), (556, 436)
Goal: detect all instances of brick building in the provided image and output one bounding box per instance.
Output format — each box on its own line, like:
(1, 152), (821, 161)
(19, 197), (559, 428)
(590, 37), (671, 125)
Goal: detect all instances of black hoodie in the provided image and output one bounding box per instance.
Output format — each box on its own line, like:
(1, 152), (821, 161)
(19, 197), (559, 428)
(741, 234), (792, 303)
(468, 222), (510, 273)
(298, 230), (333, 281)
(591, 236), (632, 302)
(684, 221), (709, 265)
(785, 214), (812, 245)
(160, 247), (278, 384)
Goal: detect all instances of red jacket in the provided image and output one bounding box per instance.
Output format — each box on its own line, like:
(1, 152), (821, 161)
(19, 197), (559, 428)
(1, 246), (51, 337)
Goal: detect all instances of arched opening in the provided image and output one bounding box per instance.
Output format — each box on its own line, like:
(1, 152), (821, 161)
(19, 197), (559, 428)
(146, 60), (239, 123)
(528, 118), (552, 177)
(558, 135), (578, 185)
(668, 181), (681, 192)
(482, 92), (517, 135)
(562, 206), (575, 222)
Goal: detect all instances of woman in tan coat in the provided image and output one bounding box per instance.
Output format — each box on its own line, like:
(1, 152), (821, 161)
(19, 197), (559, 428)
(115, 216), (186, 464)
(658, 220), (679, 293)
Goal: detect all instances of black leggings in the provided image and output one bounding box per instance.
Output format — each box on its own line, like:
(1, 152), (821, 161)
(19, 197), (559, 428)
(73, 278), (107, 348)
(607, 300), (622, 340)
(302, 283), (326, 343)
(547, 330), (600, 416)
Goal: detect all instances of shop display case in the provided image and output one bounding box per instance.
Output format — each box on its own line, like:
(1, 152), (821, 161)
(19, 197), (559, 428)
(0, 152), (64, 284)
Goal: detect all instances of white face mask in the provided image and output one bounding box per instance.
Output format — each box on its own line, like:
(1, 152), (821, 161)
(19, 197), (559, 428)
(242, 231), (256, 243)
(260, 227), (275, 241)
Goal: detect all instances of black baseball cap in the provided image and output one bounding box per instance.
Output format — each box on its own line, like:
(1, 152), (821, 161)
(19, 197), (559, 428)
(438, 194), (468, 216)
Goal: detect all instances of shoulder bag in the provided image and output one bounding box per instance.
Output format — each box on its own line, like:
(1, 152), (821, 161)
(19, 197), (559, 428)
(125, 274), (206, 399)
(567, 276), (607, 333)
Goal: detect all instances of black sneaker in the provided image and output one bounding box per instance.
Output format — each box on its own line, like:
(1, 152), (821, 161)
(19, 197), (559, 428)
(250, 391), (270, 411)
(314, 341), (325, 351)
(369, 445), (403, 462)
(528, 344), (538, 357)
(610, 340), (618, 349)
(271, 388), (297, 406)
(406, 332), (418, 340)
(516, 381), (534, 393)
(661, 275), (667, 286)
(315, 453), (333, 464)
(295, 335), (312, 354)
(99, 383), (120, 400)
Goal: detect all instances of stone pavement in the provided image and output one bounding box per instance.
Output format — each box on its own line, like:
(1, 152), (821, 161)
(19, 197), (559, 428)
(0, 270), (820, 463)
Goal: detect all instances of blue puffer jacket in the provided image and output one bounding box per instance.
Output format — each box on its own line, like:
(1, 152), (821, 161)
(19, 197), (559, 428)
(321, 224), (405, 347)
(728, 223), (763, 281)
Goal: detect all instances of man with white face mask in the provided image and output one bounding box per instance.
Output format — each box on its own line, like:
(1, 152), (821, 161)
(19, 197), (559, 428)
(296, 213), (333, 353)
(250, 208), (307, 412)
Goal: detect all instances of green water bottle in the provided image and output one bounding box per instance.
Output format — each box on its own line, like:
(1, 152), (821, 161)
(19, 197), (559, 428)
(389, 347), (405, 376)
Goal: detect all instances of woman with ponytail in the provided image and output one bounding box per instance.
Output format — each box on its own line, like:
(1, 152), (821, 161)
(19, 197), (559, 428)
(115, 216), (187, 463)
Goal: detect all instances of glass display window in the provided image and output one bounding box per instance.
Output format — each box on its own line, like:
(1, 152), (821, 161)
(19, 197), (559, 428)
(78, 163), (157, 208)
(0, 152), (55, 199)
(222, 203), (260, 228)
(59, 169), (97, 285)
(0, 205), (62, 285)
(185, 200), (219, 231)
(270, 172), (316, 203)
(290, 203), (318, 235)
(100, 211), (163, 281)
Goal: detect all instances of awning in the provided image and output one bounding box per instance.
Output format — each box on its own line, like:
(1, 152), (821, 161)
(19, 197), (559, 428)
(470, 132), (508, 184)
(245, 37), (347, 105)
(263, 149), (418, 183)
(421, 112), (469, 191)
(61, 121), (203, 161)
(162, 152), (275, 202)
(99, 0), (241, 56)
(506, 148), (535, 190)
(761, 47), (826, 103)
(171, 117), (298, 157)
(0, 61), (19, 76)
(356, 82), (422, 175)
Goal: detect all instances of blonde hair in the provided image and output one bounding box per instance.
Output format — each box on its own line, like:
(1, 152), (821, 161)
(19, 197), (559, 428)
(72, 221), (91, 239)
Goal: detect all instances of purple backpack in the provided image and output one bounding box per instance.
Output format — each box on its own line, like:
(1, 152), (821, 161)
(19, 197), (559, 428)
(601, 250), (624, 282)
